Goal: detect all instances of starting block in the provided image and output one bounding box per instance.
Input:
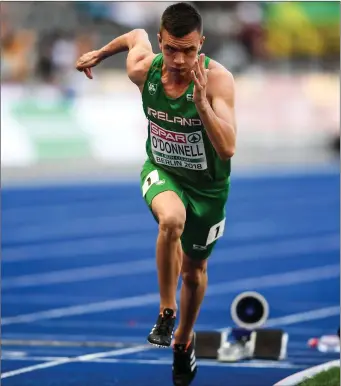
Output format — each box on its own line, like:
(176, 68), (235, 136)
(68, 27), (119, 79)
(195, 328), (288, 362)
(195, 291), (289, 362)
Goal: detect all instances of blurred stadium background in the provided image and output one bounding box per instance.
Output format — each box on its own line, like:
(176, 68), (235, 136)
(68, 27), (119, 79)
(1, 1), (339, 182)
(1, 2), (340, 386)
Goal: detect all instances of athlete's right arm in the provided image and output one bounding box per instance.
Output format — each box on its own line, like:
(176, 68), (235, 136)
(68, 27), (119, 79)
(75, 29), (154, 87)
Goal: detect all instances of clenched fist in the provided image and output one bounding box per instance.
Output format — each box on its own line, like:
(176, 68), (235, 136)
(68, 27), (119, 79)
(75, 50), (102, 79)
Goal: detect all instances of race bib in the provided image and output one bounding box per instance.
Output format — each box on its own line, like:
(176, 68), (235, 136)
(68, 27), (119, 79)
(206, 218), (226, 246)
(149, 121), (207, 171)
(142, 169), (160, 197)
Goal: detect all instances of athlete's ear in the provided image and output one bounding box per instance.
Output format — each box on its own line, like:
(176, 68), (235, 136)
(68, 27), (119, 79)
(199, 36), (205, 51)
(157, 32), (162, 50)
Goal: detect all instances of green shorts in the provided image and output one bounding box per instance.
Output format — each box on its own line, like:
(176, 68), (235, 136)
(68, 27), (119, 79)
(140, 159), (230, 260)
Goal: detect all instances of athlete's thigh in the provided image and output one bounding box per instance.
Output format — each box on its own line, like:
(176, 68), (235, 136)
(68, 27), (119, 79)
(181, 186), (229, 260)
(140, 159), (188, 222)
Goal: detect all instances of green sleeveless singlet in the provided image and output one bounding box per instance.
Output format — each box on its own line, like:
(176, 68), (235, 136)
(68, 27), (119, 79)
(141, 54), (231, 188)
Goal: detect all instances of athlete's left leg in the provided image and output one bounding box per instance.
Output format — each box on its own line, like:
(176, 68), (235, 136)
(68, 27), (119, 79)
(172, 184), (229, 386)
(174, 190), (229, 345)
(172, 246), (216, 386)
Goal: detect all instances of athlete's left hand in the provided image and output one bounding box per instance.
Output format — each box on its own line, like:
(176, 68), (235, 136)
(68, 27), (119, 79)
(191, 53), (209, 107)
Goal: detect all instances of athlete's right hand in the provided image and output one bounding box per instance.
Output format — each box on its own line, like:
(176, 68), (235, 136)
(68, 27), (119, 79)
(75, 50), (102, 79)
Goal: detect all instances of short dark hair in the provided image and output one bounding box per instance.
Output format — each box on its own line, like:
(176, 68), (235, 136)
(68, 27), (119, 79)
(160, 2), (203, 38)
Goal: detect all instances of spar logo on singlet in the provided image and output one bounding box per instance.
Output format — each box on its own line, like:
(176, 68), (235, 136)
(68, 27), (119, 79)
(149, 121), (207, 171)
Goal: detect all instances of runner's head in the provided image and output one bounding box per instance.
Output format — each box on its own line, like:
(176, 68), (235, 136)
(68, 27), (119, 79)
(158, 2), (205, 74)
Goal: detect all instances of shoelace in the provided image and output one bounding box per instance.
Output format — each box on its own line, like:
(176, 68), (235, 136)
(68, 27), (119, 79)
(155, 315), (173, 335)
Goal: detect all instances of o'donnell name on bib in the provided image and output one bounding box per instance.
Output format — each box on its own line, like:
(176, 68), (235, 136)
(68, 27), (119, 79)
(149, 120), (208, 171)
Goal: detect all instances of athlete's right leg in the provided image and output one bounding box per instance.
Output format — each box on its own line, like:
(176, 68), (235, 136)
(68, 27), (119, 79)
(140, 160), (188, 347)
(151, 191), (186, 314)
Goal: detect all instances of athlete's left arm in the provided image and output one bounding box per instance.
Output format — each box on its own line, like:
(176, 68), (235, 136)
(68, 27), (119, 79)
(196, 68), (236, 161)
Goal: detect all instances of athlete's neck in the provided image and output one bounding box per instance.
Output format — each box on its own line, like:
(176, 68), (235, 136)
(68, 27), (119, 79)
(161, 65), (191, 87)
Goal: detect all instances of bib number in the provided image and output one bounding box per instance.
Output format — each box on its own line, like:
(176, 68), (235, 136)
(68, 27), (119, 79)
(142, 170), (160, 197)
(206, 218), (226, 246)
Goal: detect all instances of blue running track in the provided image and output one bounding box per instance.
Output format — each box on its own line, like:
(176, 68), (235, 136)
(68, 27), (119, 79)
(1, 167), (340, 386)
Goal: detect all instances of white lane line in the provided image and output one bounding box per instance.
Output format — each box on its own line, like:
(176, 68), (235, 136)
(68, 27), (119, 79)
(2, 355), (69, 361)
(2, 305), (338, 376)
(2, 191), (338, 244)
(1, 358), (71, 379)
(2, 186), (336, 222)
(87, 358), (304, 369)
(3, 225), (337, 263)
(2, 214), (152, 244)
(1, 355), (303, 370)
(2, 264), (339, 326)
(206, 264), (339, 296)
(2, 224), (338, 262)
(218, 306), (340, 332)
(0, 345), (149, 379)
(2, 201), (140, 223)
(2, 234), (339, 288)
(265, 306), (341, 328)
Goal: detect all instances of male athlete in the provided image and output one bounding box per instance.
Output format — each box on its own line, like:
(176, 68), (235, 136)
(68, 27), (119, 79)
(76, 3), (236, 385)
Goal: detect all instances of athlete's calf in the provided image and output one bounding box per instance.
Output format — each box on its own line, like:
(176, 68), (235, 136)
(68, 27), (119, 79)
(175, 254), (208, 344)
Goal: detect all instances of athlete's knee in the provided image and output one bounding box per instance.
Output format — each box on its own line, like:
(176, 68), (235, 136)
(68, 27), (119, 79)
(159, 214), (185, 240)
(182, 257), (207, 288)
(152, 191), (186, 240)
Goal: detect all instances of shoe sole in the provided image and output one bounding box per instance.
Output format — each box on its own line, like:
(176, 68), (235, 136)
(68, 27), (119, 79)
(147, 335), (173, 348)
(147, 328), (174, 348)
(148, 341), (170, 348)
(173, 366), (197, 385)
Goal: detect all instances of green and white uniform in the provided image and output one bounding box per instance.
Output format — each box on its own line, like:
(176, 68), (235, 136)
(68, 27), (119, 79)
(140, 54), (231, 259)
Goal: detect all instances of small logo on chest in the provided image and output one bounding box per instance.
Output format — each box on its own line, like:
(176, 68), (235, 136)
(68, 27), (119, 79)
(148, 82), (158, 95)
(186, 94), (194, 102)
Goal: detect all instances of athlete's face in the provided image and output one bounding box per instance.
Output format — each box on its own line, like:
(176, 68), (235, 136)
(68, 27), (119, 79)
(158, 29), (205, 75)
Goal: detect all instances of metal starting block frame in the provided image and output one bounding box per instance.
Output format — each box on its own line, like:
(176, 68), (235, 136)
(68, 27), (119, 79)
(195, 328), (288, 362)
